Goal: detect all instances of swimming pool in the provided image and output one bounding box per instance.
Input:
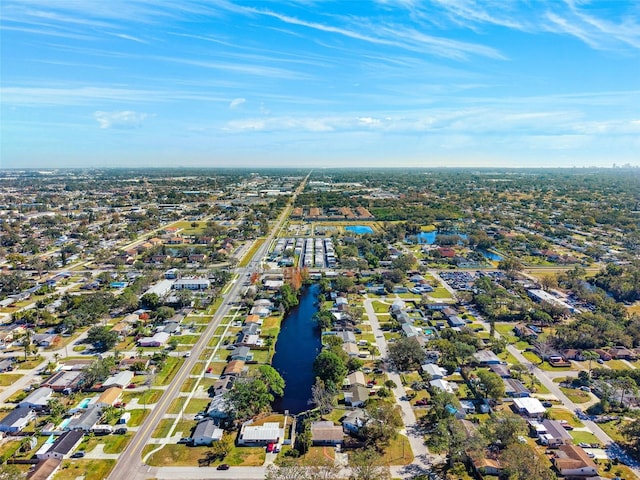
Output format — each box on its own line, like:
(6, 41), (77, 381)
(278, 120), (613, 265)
(45, 434), (55, 444)
(58, 418), (71, 430)
(345, 225), (373, 235)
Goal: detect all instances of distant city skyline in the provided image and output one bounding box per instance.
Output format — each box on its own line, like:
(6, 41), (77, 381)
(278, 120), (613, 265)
(1, 1), (639, 169)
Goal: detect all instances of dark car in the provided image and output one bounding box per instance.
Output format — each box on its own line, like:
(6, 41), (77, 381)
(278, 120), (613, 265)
(114, 427), (128, 435)
(217, 464), (230, 470)
(71, 451), (85, 458)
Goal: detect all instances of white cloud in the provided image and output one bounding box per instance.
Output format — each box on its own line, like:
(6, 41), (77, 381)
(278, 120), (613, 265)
(93, 110), (149, 129)
(229, 98), (246, 109)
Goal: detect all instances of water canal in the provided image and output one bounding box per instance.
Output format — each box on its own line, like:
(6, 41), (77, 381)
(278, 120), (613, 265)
(272, 283), (322, 414)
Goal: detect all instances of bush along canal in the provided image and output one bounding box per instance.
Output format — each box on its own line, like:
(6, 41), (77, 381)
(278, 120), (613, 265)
(272, 283), (322, 414)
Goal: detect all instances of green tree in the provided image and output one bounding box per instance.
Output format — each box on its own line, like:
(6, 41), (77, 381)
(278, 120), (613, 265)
(257, 365), (286, 397)
(476, 370), (506, 402)
(140, 293), (161, 310)
(501, 442), (557, 480)
(224, 378), (273, 423)
(314, 309), (334, 330)
(86, 325), (118, 352)
(362, 399), (403, 448)
(583, 350), (600, 379)
(313, 350), (347, 387)
(210, 433), (234, 460)
(480, 413), (527, 448)
(388, 337), (424, 371)
(310, 377), (336, 414)
(426, 415), (467, 467)
(349, 448), (391, 480)
(0, 464), (23, 480)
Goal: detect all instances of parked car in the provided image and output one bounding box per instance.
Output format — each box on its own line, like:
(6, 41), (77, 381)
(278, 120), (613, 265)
(71, 451), (85, 458)
(127, 383), (137, 389)
(178, 437), (192, 444)
(114, 427), (127, 435)
(206, 367), (213, 374)
(217, 464), (230, 470)
(184, 352), (191, 358)
(415, 399), (428, 406)
(266, 443), (275, 453)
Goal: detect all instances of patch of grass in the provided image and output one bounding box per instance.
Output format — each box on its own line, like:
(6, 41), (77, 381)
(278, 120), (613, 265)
(103, 433), (132, 454)
(548, 408), (584, 428)
(172, 419), (195, 437)
(429, 287), (452, 299)
(498, 351), (519, 365)
(121, 389), (163, 405)
(205, 362), (226, 376)
(152, 419), (175, 438)
(176, 335), (199, 345)
(0, 374), (23, 386)
(225, 445), (266, 466)
(127, 408), (149, 427)
(371, 301), (389, 313)
(597, 420), (629, 443)
(605, 359), (632, 370)
(240, 238), (266, 267)
(560, 387), (591, 404)
(186, 398), (210, 414)
(569, 430), (599, 445)
(55, 459), (116, 480)
(146, 444), (213, 466)
(181, 377), (197, 392)
(155, 357), (184, 386)
(522, 351), (542, 365)
(261, 316), (282, 330)
(494, 323), (518, 342)
(250, 349), (271, 364)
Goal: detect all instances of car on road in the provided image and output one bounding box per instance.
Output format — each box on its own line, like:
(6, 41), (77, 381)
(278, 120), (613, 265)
(217, 464), (230, 470)
(183, 352), (191, 358)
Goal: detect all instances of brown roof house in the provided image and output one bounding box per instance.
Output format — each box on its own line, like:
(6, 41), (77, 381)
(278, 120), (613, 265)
(552, 445), (598, 477)
(310, 421), (344, 446)
(223, 360), (246, 376)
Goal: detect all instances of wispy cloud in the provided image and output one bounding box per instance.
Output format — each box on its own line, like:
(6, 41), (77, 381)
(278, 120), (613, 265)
(93, 110), (150, 129)
(229, 98), (246, 109)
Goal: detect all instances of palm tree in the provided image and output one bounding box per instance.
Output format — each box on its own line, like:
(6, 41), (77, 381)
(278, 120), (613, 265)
(583, 351), (600, 379)
(19, 329), (34, 361)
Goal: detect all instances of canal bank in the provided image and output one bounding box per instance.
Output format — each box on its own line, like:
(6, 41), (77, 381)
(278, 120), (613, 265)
(271, 283), (322, 414)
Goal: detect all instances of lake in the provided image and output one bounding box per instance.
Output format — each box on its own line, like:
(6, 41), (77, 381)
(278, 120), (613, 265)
(345, 225), (374, 235)
(272, 283), (322, 414)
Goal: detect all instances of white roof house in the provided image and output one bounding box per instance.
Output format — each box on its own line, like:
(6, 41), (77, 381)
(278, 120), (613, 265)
(430, 379), (455, 394)
(18, 387), (53, 410)
(143, 279), (175, 297)
(421, 364), (447, 380)
(238, 421), (284, 446)
(138, 331), (170, 347)
(103, 371), (134, 389)
(513, 397), (546, 417)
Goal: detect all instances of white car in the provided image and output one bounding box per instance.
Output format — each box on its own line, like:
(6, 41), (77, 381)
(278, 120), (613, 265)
(183, 352), (191, 358)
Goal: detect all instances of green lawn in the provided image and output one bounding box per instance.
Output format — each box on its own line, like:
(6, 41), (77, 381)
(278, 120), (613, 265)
(155, 357), (184, 385)
(494, 323), (518, 342)
(372, 301), (389, 313)
(0, 374), (23, 386)
(570, 430), (600, 445)
(121, 389), (163, 405)
(560, 387), (591, 404)
(127, 409), (149, 427)
(429, 287), (452, 299)
(54, 460), (116, 480)
(548, 408), (584, 428)
(152, 419), (175, 438)
(598, 420), (628, 443)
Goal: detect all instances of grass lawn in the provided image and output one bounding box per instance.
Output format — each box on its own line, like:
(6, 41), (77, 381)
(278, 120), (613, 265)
(494, 323), (518, 343)
(181, 377), (197, 392)
(522, 351), (541, 364)
(214, 326), (227, 336)
(0, 374), (23, 386)
(605, 359), (632, 370)
(598, 420), (629, 443)
(54, 459), (116, 480)
(147, 444), (214, 466)
(186, 398), (210, 414)
(498, 351), (519, 365)
(176, 334), (200, 345)
(400, 372), (422, 385)
(103, 434), (132, 454)
(548, 408), (584, 428)
(152, 419), (175, 438)
(127, 408), (149, 427)
(225, 445), (266, 466)
(173, 419), (195, 437)
(429, 287), (452, 299)
(13, 357), (44, 369)
(205, 362), (227, 376)
(121, 389), (163, 405)
(378, 435), (414, 466)
(372, 301), (389, 313)
(560, 387), (591, 404)
(155, 357), (184, 386)
(240, 238), (266, 267)
(250, 349), (271, 364)
(570, 430), (600, 445)
(262, 316), (282, 330)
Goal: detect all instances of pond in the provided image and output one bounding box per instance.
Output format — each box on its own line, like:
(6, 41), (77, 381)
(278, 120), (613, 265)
(414, 231), (468, 244)
(479, 249), (503, 261)
(272, 283), (322, 414)
(345, 225), (374, 235)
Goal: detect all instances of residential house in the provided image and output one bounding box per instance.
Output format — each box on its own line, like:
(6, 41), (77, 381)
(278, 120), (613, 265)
(173, 278), (211, 290)
(609, 346), (636, 360)
(28, 458), (61, 480)
(310, 421), (344, 446)
(471, 456), (503, 476)
(237, 421), (284, 446)
(421, 364), (447, 380)
(512, 397), (546, 418)
(562, 349), (585, 361)
(206, 395), (230, 419)
(103, 371), (134, 389)
(336, 331), (356, 344)
(230, 346), (253, 362)
(18, 387), (53, 411)
(489, 364), (511, 378)
(120, 357), (149, 371)
(66, 407), (102, 432)
(342, 409), (370, 436)
(223, 360), (246, 377)
(32, 333), (58, 348)
(447, 315), (466, 328)
(42, 370), (84, 392)
(344, 385), (369, 407)
(532, 419), (573, 447)
(342, 342), (360, 357)
(514, 324), (539, 340)
(552, 445), (598, 477)
(95, 387), (122, 407)
(40, 430), (84, 460)
(0, 407), (36, 433)
(0, 359), (14, 372)
(504, 378), (531, 398)
(473, 350), (502, 365)
(192, 419), (224, 446)
(344, 371), (366, 388)
(138, 331), (170, 347)
(430, 379), (455, 394)
(244, 314), (261, 325)
(401, 324), (420, 338)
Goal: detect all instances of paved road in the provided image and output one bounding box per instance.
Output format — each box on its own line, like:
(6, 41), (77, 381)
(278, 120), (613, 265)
(110, 173), (310, 480)
(363, 297), (441, 477)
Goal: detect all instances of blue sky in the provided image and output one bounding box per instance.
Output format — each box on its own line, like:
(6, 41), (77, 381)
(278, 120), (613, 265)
(1, 0), (639, 169)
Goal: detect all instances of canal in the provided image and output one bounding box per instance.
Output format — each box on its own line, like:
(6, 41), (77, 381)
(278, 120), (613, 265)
(272, 283), (322, 414)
